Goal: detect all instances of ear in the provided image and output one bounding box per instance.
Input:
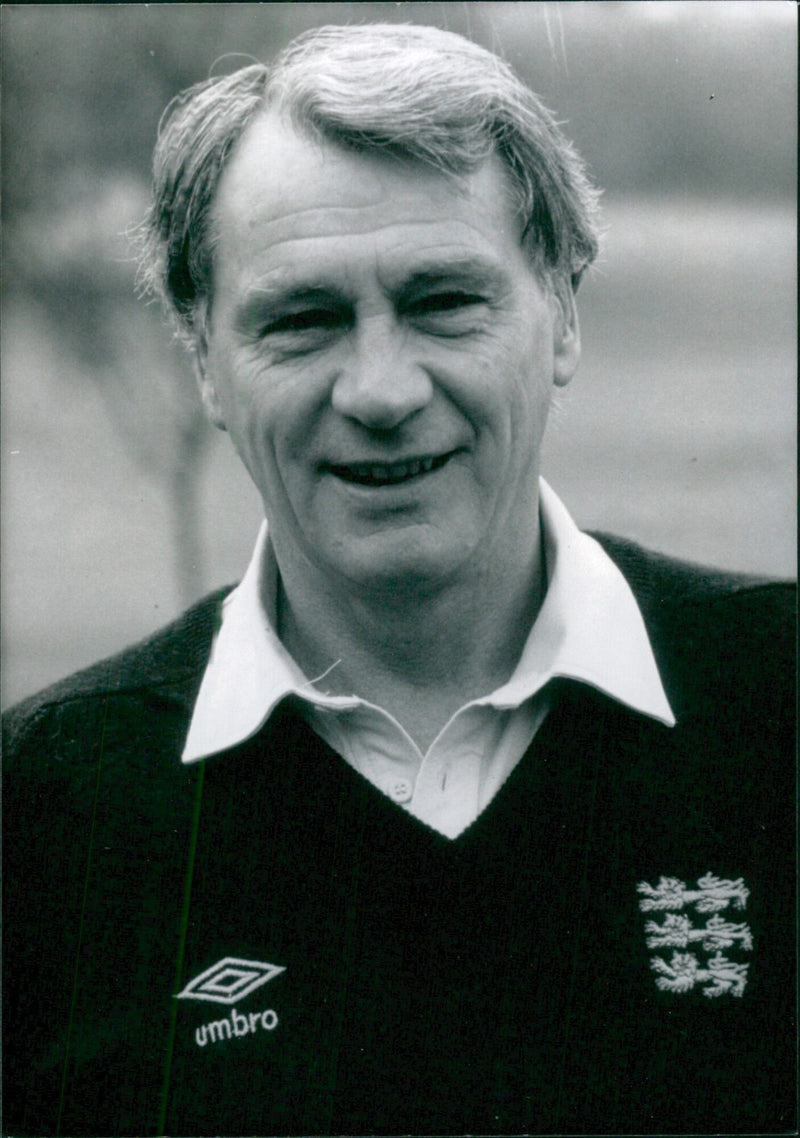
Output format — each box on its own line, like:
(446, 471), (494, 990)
(550, 286), (581, 388)
(192, 319), (227, 432)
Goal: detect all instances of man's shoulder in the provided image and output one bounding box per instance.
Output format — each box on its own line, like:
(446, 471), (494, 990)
(592, 532), (796, 717)
(593, 531), (795, 607)
(2, 585), (232, 753)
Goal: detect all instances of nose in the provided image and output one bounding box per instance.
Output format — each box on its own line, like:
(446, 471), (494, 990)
(331, 317), (434, 430)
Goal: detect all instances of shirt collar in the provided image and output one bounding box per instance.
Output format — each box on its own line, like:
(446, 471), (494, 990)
(182, 479), (674, 763)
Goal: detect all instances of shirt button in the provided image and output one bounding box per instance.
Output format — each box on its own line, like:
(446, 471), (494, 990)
(386, 778), (413, 803)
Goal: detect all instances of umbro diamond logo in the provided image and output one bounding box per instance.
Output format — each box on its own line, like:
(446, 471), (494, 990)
(177, 957), (286, 1005)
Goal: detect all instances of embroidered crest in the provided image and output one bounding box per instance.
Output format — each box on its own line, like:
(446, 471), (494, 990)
(638, 874), (752, 997)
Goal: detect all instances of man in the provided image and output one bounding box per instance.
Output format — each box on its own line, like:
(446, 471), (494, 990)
(3, 23), (795, 1137)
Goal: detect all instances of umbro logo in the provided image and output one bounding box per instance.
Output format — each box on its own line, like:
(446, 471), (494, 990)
(178, 957), (287, 1049)
(177, 957), (286, 1005)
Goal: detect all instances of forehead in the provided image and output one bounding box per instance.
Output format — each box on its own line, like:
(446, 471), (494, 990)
(210, 113), (527, 291)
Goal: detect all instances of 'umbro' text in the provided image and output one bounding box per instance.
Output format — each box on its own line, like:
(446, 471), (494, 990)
(195, 1006), (279, 1047)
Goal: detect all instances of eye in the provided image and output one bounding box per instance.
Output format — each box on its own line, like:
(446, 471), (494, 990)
(406, 291), (488, 337)
(413, 291), (485, 315)
(261, 307), (346, 336)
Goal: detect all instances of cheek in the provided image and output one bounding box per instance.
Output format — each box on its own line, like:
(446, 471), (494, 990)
(210, 353), (293, 449)
(506, 319), (556, 411)
(483, 340), (555, 483)
(463, 333), (553, 437)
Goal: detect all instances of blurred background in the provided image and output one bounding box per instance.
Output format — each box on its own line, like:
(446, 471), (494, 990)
(2, 1), (796, 707)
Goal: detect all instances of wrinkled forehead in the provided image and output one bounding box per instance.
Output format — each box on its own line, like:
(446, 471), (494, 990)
(210, 110), (523, 255)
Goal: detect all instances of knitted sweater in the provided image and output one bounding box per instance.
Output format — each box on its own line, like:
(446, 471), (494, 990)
(3, 536), (795, 1136)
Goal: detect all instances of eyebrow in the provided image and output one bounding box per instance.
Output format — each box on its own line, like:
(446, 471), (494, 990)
(234, 254), (509, 329)
(394, 258), (508, 300)
(233, 285), (347, 333)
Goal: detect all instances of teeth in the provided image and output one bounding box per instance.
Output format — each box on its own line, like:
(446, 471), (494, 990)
(338, 455), (444, 484)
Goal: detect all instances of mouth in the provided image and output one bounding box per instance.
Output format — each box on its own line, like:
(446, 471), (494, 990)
(327, 452), (453, 487)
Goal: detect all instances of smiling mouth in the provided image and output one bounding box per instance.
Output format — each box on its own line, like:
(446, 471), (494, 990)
(328, 453), (453, 487)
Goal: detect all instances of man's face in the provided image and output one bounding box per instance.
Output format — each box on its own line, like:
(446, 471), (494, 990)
(198, 115), (580, 594)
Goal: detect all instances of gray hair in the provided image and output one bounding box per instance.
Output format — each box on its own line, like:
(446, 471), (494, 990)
(138, 23), (602, 342)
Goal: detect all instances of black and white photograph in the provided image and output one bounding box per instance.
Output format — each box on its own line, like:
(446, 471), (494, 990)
(2, 3), (796, 1135)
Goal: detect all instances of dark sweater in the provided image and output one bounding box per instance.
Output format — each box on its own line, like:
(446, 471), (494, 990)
(3, 536), (795, 1136)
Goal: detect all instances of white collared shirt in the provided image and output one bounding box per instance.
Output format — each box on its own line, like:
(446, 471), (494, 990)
(183, 480), (674, 838)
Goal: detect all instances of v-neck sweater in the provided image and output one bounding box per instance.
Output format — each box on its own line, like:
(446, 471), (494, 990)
(182, 481), (675, 837)
(3, 534), (795, 1136)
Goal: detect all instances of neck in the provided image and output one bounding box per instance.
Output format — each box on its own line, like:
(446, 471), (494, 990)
(274, 533), (546, 752)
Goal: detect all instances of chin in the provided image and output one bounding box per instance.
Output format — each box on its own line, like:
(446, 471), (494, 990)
(326, 532), (477, 597)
